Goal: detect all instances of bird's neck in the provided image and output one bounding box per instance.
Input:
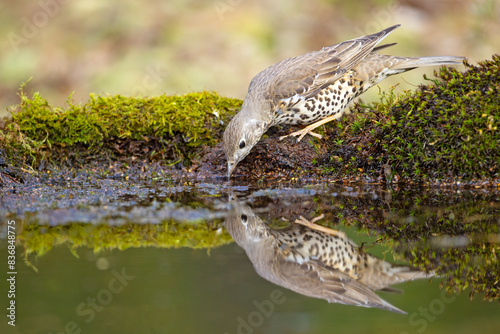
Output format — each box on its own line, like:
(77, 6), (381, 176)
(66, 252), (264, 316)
(241, 96), (274, 125)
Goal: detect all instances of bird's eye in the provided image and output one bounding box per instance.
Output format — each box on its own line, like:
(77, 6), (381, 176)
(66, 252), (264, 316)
(239, 140), (246, 149)
(241, 214), (247, 222)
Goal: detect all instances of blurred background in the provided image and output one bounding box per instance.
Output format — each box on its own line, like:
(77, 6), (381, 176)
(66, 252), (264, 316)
(1, 0), (499, 117)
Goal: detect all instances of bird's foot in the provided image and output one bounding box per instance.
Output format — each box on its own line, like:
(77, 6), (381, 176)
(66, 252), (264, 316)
(279, 127), (323, 142)
(294, 214), (347, 238)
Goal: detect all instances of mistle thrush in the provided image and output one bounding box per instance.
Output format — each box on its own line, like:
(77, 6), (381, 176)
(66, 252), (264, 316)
(225, 200), (433, 314)
(223, 24), (464, 177)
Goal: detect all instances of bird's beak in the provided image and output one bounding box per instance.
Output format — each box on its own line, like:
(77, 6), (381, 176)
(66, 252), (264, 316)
(228, 191), (237, 202)
(227, 161), (236, 178)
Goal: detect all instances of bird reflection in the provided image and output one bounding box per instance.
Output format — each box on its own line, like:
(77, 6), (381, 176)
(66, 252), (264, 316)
(225, 199), (433, 314)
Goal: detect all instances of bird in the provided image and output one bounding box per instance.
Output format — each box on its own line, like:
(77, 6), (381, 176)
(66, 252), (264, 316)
(223, 24), (465, 177)
(225, 199), (433, 314)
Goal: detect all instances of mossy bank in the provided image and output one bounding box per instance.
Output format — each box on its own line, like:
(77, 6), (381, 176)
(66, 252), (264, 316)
(1, 56), (499, 185)
(0, 90), (241, 176)
(320, 55), (500, 184)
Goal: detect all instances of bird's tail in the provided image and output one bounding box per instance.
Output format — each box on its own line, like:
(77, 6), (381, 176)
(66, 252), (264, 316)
(390, 56), (465, 71)
(359, 259), (436, 292)
(390, 266), (436, 281)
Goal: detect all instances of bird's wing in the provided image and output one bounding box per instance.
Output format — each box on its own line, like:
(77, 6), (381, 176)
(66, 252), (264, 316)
(256, 24), (400, 103)
(267, 258), (407, 314)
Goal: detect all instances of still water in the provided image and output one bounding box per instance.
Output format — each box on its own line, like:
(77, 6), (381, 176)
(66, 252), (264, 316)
(0, 178), (499, 334)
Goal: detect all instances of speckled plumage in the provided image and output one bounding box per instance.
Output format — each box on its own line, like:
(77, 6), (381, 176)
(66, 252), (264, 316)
(223, 24), (464, 177)
(225, 200), (434, 314)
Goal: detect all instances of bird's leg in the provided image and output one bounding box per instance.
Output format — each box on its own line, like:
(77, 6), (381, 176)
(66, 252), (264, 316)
(279, 127), (323, 141)
(279, 128), (323, 141)
(279, 113), (344, 142)
(294, 214), (347, 239)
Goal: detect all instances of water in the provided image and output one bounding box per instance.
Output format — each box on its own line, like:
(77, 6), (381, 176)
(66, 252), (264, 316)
(1, 177), (499, 334)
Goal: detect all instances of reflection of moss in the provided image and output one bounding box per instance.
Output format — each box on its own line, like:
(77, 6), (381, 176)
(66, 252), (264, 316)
(385, 221), (499, 302)
(244, 189), (500, 301)
(400, 242), (499, 302)
(320, 190), (500, 302)
(20, 220), (233, 258)
(322, 55), (500, 181)
(374, 197), (499, 301)
(1, 89), (242, 169)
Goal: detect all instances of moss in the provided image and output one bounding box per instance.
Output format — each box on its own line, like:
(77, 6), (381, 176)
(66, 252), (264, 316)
(0, 121), (44, 175)
(321, 55), (500, 182)
(2, 90), (242, 169)
(2, 57), (499, 183)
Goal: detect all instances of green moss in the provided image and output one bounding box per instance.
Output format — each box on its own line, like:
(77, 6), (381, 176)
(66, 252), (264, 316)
(322, 55), (500, 181)
(2, 90), (242, 169)
(2, 56), (499, 182)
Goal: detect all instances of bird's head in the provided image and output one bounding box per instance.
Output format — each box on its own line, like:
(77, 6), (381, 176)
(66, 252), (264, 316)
(225, 194), (266, 245)
(223, 112), (266, 178)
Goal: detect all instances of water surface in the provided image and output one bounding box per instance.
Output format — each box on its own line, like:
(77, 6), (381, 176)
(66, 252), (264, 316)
(1, 177), (499, 334)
